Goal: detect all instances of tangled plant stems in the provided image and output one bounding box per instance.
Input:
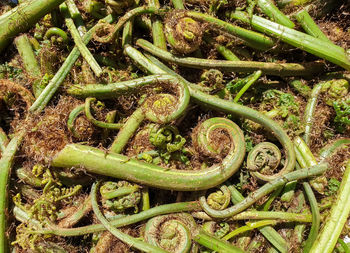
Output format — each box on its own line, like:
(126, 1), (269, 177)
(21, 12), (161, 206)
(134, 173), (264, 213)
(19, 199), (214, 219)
(1, 0), (350, 252)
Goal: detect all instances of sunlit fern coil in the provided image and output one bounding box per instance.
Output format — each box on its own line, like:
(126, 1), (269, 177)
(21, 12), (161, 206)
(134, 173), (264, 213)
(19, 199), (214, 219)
(247, 142), (282, 181)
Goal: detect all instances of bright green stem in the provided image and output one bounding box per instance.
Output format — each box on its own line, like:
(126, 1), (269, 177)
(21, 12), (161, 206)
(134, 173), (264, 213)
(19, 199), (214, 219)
(337, 239), (350, 253)
(67, 104), (85, 139)
(148, 0), (167, 50)
(0, 128), (9, 154)
(141, 187), (150, 211)
(122, 20), (133, 47)
(44, 27), (69, 43)
(215, 44), (240, 61)
(109, 108), (144, 153)
(228, 186), (288, 253)
(250, 15), (350, 70)
(38, 201), (201, 236)
(193, 230), (246, 253)
(303, 82), (323, 145)
(91, 182), (168, 253)
(14, 34), (41, 79)
(231, 210), (311, 222)
(171, 0), (184, 9)
(233, 70), (262, 102)
(136, 39), (324, 77)
(53, 119), (246, 191)
(309, 159), (350, 253)
(14, 34), (42, 98)
(257, 0), (295, 28)
(294, 9), (331, 43)
(128, 44), (295, 182)
(0, 0), (66, 53)
(302, 181), (320, 253)
(185, 11), (275, 51)
(294, 139), (319, 253)
(199, 164), (327, 218)
(29, 14), (115, 113)
(0, 132), (24, 253)
(93, 6), (166, 43)
(319, 138), (350, 161)
(65, 0), (87, 36)
(223, 220), (278, 241)
(61, 3), (102, 77)
(294, 136), (317, 167)
(85, 97), (123, 129)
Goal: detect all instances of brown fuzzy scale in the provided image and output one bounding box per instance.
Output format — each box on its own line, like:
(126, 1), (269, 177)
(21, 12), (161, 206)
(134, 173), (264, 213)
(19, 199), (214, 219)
(20, 96), (94, 164)
(324, 146), (350, 181)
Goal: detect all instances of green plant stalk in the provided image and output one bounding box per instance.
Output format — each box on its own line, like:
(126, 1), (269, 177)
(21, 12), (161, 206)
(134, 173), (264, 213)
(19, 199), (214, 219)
(223, 220), (278, 241)
(141, 187), (150, 211)
(14, 34), (42, 98)
(319, 138), (350, 161)
(302, 181), (319, 253)
(309, 160), (350, 253)
(228, 185), (287, 252)
(249, 15), (350, 70)
(294, 138), (320, 253)
(65, 0), (87, 36)
(148, 0), (167, 50)
(294, 9), (331, 43)
(172, 0), (185, 9)
(29, 14), (115, 113)
(52, 117), (246, 191)
(14, 35), (41, 78)
(262, 185), (284, 211)
(38, 201), (201, 236)
(337, 239), (350, 253)
(204, 36), (240, 61)
(199, 164), (327, 218)
(257, 0), (295, 28)
(193, 229), (246, 253)
(110, 108), (145, 154)
(0, 0), (66, 53)
(127, 45), (296, 182)
(0, 132), (24, 253)
(61, 3), (102, 77)
(67, 104), (85, 139)
(122, 20), (133, 47)
(94, 6), (166, 43)
(136, 39), (324, 77)
(233, 70), (262, 102)
(303, 82), (323, 145)
(198, 209), (312, 222)
(184, 11), (275, 50)
(91, 182), (168, 253)
(0, 128), (9, 154)
(85, 98), (123, 129)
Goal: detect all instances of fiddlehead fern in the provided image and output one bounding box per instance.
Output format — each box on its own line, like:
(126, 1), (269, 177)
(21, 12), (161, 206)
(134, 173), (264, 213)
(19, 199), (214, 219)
(164, 11), (203, 54)
(202, 221), (230, 239)
(205, 185), (231, 210)
(100, 181), (141, 212)
(144, 213), (197, 253)
(52, 116), (246, 191)
(247, 142), (282, 181)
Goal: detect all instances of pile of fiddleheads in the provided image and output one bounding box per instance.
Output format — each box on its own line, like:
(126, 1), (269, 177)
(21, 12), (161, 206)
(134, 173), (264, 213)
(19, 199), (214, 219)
(0, 0), (349, 252)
